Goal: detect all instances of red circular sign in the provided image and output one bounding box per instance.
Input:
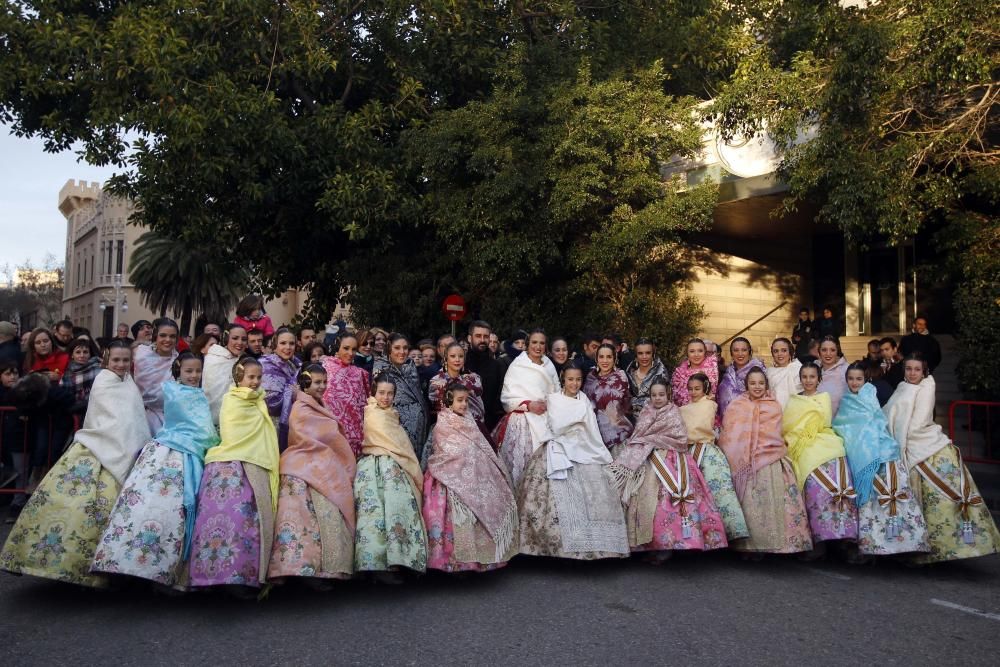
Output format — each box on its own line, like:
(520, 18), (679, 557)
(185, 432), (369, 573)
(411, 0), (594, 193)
(441, 294), (467, 321)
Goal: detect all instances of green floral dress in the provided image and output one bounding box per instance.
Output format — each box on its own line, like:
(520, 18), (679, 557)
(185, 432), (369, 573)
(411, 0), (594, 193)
(910, 445), (1000, 564)
(0, 443), (120, 588)
(353, 454), (427, 573)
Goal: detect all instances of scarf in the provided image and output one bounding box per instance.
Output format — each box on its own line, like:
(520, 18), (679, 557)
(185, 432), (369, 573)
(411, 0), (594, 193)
(717, 357), (766, 418)
(883, 376), (950, 471)
(362, 397), (423, 509)
(260, 353), (302, 448)
(671, 354), (719, 407)
(372, 357), (428, 454)
(544, 392), (612, 480)
(429, 408), (517, 560)
(205, 386), (280, 513)
(202, 343), (237, 425)
(132, 344), (179, 435)
(610, 401), (689, 501)
(428, 370), (486, 425)
(583, 368), (634, 447)
(782, 392), (847, 488)
(679, 398), (717, 445)
(61, 356), (101, 403)
(321, 355), (370, 456)
(626, 358), (667, 413)
(718, 393), (787, 498)
(817, 356), (849, 414)
(500, 352), (560, 449)
(284, 393), (357, 532)
(73, 370), (151, 484)
(832, 383), (900, 505)
(154, 382), (220, 559)
(766, 359), (803, 408)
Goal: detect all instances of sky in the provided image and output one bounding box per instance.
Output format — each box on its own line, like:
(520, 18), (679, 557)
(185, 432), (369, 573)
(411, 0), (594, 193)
(0, 129), (117, 269)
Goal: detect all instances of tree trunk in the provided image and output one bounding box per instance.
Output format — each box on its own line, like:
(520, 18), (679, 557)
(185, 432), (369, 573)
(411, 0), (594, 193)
(180, 296), (193, 338)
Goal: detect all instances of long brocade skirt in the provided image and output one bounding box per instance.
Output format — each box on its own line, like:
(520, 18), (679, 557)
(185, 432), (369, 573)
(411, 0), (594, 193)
(732, 458), (812, 553)
(268, 475), (354, 580)
(353, 454), (427, 573)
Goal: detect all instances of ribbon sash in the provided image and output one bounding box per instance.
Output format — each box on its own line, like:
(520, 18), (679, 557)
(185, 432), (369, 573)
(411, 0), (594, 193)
(649, 450), (695, 517)
(915, 457), (983, 521)
(872, 462), (909, 518)
(809, 458), (857, 511)
(690, 442), (706, 467)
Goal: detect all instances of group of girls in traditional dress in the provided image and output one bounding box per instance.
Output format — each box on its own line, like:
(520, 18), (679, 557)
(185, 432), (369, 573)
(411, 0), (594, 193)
(1, 326), (997, 596)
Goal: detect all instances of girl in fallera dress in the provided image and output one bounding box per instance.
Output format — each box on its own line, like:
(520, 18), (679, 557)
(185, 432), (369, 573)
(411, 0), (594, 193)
(883, 356), (1000, 564)
(517, 365), (629, 560)
(353, 374), (427, 582)
(766, 337), (802, 409)
(1, 341), (150, 588)
(268, 365), (357, 586)
(833, 362), (929, 557)
(718, 367), (812, 555)
(423, 382), (518, 573)
(611, 378), (727, 562)
(783, 363), (859, 556)
(678, 373), (749, 541)
(93, 352), (220, 588)
(188, 357), (280, 594)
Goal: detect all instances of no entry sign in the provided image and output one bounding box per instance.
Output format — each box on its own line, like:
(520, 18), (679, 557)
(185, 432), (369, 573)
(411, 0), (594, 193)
(441, 294), (467, 321)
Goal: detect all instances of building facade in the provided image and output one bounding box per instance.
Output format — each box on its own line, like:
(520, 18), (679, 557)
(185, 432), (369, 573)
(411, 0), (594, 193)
(59, 179), (308, 338)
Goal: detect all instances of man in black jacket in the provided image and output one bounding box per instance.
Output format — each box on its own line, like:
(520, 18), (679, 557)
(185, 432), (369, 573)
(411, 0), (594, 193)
(791, 308), (814, 359)
(465, 320), (505, 430)
(900, 317), (942, 373)
(879, 337), (905, 388)
(0, 321), (21, 368)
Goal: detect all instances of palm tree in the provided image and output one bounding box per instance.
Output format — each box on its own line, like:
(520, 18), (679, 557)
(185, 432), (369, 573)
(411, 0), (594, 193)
(129, 231), (249, 336)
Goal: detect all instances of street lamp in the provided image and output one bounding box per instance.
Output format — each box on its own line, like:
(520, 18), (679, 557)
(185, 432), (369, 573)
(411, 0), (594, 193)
(98, 273), (128, 334)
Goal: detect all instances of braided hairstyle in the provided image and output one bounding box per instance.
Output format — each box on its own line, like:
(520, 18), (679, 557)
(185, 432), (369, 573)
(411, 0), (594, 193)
(171, 351), (201, 379)
(232, 355), (262, 384)
(297, 363), (327, 391)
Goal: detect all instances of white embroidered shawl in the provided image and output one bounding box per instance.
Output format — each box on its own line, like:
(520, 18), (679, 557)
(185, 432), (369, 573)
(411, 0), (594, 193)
(883, 375), (950, 471)
(545, 392), (612, 480)
(767, 359), (803, 409)
(132, 343), (178, 435)
(203, 344), (237, 425)
(500, 353), (559, 451)
(74, 369), (151, 484)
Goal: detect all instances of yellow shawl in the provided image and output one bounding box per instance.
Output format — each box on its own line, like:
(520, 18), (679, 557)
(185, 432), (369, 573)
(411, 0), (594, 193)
(782, 392), (847, 488)
(205, 386), (280, 512)
(362, 397), (423, 510)
(679, 398), (717, 444)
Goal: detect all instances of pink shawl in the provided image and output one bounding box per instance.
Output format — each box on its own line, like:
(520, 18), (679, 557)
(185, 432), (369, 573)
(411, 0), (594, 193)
(718, 393), (787, 498)
(610, 401), (689, 500)
(429, 408), (517, 556)
(283, 393), (358, 532)
(321, 355), (370, 457)
(671, 354), (719, 406)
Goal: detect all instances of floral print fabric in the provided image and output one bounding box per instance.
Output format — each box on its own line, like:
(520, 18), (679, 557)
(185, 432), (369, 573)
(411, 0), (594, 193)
(0, 442), (118, 588)
(856, 460), (929, 556)
(92, 442), (187, 586)
(694, 443), (750, 540)
(732, 458), (812, 554)
(268, 475), (353, 580)
(802, 458), (860, 542)
(582, 368), (633, 447)
(422, 474), (513, 573)
(353, 454), (427, 573)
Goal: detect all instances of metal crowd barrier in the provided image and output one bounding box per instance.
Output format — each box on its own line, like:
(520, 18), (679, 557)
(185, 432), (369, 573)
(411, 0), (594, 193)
(949, 400), (1000, 465)
(0, 406), (80, 496)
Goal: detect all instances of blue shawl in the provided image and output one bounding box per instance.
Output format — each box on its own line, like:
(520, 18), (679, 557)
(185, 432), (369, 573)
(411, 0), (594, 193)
(155, 381), (221, 559)
(831, 383), (900, 505)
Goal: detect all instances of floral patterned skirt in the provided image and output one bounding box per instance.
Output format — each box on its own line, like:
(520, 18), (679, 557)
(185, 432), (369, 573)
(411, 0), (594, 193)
(733, 458), (812, 553)
(92, 442), (187, 586)
(0, 442), (118, 588)
(517, 447), (629, 560)
(909, 445), (1000, 564)
(188, 460), (273, 588)
(494, 412), (534, 489)
(353, 455), (427, 573)
(627, 451), (728, 553)
(803, 458), (860, 543)
(268, 475), (354, 581)
(857, 460), (929, 556)
(693, 443), (750, 541)
(422, 473), (515, 573)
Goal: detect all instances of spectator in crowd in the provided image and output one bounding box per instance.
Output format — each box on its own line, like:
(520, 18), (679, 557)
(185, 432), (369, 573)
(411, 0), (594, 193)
(302, 341), (326, 365)
(0, 321), (21, 368)
(488, 333), (500, 357)
(23, 328), (69, 380)
(436, 334), (456, 365)
(51, 320), (74, 354)
(61, 337), (102, 414)
(202, 322), (222, 338)
(603, 333), (633, 370)
(191, 333), (218, 357)
(578, 332), (601, 374)
(899, 316), (942, 373)
(246, 330), (265, 359)
(498, 329), (527, 377)
(233, 294), (275, 338)
(865, 339), (881, 364)
(354, 329), (375, 374)
(465, 320), (505, 430)
(116, 322), (131, 340)
(131, 320), (153, 345)
(816, 306), (842, 338)
(296, 326), (317, 360)
(879, 337), (904, 388)
(791, 307), (814, 359)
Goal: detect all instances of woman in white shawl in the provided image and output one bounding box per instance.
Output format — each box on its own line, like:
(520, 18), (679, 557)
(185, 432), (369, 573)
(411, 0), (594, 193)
(202, 323), (248, 425)
(492, 329), (560, 487)
(517, 364), (629, 560)
(883, 355), (999, 563)
(766, 337), (802, 408)
(0, 341), (150, 588)
(132, 317), (179, 434)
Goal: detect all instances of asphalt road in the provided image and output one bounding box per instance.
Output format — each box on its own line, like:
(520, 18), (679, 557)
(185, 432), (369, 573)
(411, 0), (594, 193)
(1, 524), (998, 666)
